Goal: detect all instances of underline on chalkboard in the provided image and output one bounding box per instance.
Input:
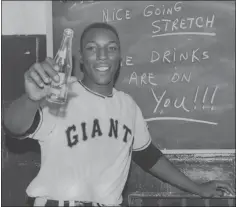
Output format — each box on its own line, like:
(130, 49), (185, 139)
(152, 32), (216, 38)
(145, 117), (218, 125)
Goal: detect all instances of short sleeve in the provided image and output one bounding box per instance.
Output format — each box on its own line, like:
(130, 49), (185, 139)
(132, 103), (152, 151)
(27, 105), (57, 141)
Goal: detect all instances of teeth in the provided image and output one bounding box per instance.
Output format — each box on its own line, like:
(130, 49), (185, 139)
(96, 67), (109, 72)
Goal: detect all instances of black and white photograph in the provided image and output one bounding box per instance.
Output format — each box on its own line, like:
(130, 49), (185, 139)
(1, 1), (235, 206)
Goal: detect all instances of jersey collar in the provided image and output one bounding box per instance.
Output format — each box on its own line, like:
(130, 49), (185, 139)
(78, 80), (114, 99)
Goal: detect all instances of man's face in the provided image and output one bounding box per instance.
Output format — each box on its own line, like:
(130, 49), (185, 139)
(80, 28), (121, 85)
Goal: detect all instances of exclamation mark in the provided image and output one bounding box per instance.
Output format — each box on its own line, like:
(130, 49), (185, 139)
(193, 86), (199, 110)
(210, 86), (219, 111)
(202, 86), (209, 110)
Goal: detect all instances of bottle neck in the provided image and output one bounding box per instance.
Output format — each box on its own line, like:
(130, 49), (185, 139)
(59, 34), (73, 52)
(54, 33), (73, 70)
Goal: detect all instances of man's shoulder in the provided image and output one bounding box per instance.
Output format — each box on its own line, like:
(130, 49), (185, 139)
(68, 77), (83, 93)
(114, 89), (138, 106)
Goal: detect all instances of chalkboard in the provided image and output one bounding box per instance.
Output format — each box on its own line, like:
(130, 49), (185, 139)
(52, 1), (235, 149)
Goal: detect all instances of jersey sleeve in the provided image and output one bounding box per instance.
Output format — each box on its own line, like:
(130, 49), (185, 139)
(26, 105), (57, 141)
(21, 78), (77, 141)
(132, 102), (152, 151)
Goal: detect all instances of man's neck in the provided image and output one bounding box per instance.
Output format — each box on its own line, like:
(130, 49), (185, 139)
(81, 77), (113, 97)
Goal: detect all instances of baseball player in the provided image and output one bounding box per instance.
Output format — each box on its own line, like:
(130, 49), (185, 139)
(3, 22), (235, 206)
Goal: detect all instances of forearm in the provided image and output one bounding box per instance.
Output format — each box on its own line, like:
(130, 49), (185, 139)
(3, 94), (40, 135)
(149, 155), (201, 195)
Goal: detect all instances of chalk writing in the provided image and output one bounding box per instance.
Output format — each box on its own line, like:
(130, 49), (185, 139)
(125, 56), (134, 66)
(145, 117), (218, 125)
(143, 2), (183, 17)
(151, 88), (191, 113)
(150, 85), (220, 114)
(102, 8), (132, 22)
(151, 15), (215, 37)
(202, 86), (209, 110)
(174, 96), (190, 112)
(170, 72), (192, 83)
(150, 48), (209, 64)
(121, 56), (134, 67)
(193, 86), (199, 110)
(210, 86), (219, 111)
(98, 1), (229, 126)
(129, 72), (157, 86)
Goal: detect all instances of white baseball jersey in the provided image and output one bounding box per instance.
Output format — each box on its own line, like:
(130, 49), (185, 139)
(25, 78), (151, 205)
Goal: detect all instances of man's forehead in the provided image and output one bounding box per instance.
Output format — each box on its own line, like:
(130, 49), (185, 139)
(83, 28), (119, 42)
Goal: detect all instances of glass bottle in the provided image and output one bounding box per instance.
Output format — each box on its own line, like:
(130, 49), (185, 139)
(46, 28), (74, 104)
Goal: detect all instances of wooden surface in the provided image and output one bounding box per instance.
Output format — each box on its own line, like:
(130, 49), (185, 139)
(52, 1), (235, 149)
(126, 153), (235, 206)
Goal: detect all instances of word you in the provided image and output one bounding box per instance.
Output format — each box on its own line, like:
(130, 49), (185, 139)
(151, 85), (219, 114)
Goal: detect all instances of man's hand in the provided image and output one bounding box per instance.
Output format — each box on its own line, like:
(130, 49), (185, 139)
(197, 180), (235, 197)
(24, 57), (60, 102)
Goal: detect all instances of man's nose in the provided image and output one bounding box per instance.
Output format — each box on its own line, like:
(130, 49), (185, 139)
(97, 48), (107, 60)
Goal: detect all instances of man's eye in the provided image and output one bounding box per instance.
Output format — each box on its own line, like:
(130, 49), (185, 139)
(86, 46), (96, 52)
(108, 46), (118, 51)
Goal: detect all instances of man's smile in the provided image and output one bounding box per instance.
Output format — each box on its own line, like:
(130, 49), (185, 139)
(95, 66), (110, 72)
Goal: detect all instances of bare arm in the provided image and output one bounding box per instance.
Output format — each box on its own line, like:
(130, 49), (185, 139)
(133, 144), (201, 195)
(3, 58), (59, 138)
(149, 155), (201, 195)
(3, 94), (41, 136)
(133, 143), (234, 197)
(149, 155), (235, 197)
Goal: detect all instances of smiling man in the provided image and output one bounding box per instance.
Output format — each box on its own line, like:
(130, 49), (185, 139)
(80, 25), (121, 88)
(3, 22), (235, 207)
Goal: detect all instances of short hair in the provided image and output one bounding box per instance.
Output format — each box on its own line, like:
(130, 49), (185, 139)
(80, 22), (120, 52)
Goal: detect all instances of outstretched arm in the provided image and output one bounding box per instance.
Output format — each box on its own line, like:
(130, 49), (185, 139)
(132, 143), (235, 197)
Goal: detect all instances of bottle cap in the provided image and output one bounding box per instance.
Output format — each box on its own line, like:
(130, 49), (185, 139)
(64, 28), (74, 37)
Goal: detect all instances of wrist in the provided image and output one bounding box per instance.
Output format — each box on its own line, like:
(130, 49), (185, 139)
(26, 94), (41, 103)
(25, 94), (42, 106)
(192, 183), (203, 196)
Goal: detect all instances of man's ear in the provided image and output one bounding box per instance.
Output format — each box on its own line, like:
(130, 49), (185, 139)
(78, 49), (83, 64)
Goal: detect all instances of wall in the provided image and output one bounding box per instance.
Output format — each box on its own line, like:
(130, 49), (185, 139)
(2, 1), (53, 56)
(1, 1), (51, 206)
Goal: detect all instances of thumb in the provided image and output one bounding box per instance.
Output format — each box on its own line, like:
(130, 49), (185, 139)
(214, 189), (224, 197)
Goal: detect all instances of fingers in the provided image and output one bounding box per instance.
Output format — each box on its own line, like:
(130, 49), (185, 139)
(27, 69), (45, 88)
(44, 58), (60, 82)
(34, 63), (50, 85)
(25, 58), (60, 88)
(214, 189), (224, 197)
(215, 181), (235, 196)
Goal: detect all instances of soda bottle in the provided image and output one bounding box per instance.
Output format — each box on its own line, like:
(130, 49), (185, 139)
(46, 28), (74, 104)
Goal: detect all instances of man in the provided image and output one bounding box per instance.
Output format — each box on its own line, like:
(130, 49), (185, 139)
(3, 22), (234, 206)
